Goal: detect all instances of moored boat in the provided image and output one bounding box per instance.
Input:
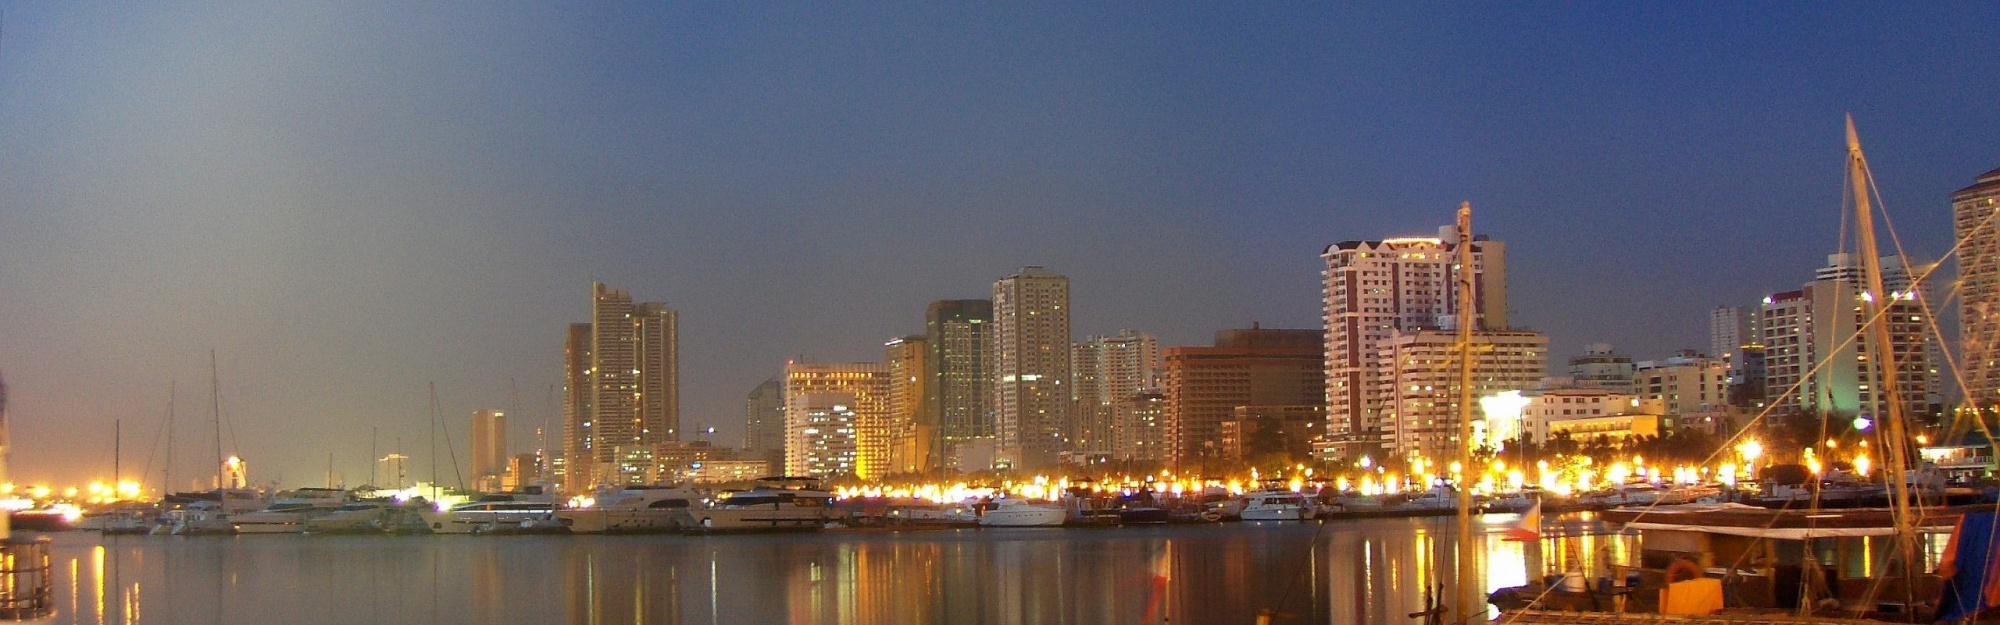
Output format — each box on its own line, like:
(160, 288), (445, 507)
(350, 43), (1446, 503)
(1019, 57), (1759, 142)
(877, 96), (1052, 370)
(688, 476), (834, 533)
(975, 497), (1066, 527)
(557, 486), (699, 534)
(232, 487), (348, 534)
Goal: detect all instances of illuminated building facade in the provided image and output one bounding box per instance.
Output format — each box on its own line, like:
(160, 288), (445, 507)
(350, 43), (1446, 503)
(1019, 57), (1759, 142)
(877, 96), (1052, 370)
(1375, 329), (1547, 462)
(1633, 352), (1730, 416)
(1957, 167), (2000, 407)
(562, 282), (681, 490)
(1321, 226), (1507, 459)
(992, 267), (1071, 470)
(783, 361), (891, 479)
(885, 335), (929, 474)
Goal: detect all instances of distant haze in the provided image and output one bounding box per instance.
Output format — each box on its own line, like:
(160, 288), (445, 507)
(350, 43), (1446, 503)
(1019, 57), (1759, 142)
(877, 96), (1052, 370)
(1, 3), (1996, 487)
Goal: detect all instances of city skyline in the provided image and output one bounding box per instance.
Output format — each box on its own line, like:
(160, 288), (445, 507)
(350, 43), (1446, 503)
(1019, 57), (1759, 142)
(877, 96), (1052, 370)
(2, 4), (1999, 487)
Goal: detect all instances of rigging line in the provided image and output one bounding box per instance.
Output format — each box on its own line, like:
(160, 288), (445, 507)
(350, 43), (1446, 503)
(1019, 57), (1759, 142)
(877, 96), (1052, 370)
(135, 385), (174, 496)
(1692, 197), (2000, 475)
(435, 386), (467, 491)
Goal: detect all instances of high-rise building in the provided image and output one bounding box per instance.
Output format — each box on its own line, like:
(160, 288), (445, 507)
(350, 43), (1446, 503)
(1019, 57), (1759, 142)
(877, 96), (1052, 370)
(470, 409), (507, 492)
(925, 299), (993, 465)
(992, 267), (1071, 471)
(1070, 330), (1159, 462)
(1374, 329), (1547, 462)
(743, 377), (786, 468)
(591, 283), (639, 462)
(885, 336), (930, 474)
(1760, 254), (1940, 423)
(635, 302), (679, 444)
(1956, 167), (2000, 407)
(562, 282), (681, 490)
(559, 322), (592, 491)
(1321, 226), (1506, 459)
(783, 361), (891, 479)
(1163, 327), (1323, 470)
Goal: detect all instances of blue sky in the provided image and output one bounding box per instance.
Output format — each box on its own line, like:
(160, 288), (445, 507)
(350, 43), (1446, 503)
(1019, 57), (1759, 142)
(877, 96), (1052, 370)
(1, 3), (1996, 487)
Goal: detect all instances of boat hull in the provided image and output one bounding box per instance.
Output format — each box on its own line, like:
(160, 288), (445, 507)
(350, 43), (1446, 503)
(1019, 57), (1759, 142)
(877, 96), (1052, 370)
(978, 506), (1066, 527)
(557, 509), (691, 534)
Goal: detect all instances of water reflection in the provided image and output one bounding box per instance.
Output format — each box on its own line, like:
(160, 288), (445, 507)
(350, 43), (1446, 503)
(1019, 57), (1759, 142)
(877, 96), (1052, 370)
(40, 514), (1645, 625)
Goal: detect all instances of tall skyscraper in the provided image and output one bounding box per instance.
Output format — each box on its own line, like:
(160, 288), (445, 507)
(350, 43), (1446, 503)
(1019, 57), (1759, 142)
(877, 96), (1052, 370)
(925, 299), (993, 466)
(885, 336), (930, 474)
(563, 282), (680, 490)
(635, 302), (680, 444)
(1956, 167), (2000, 407)
(1163, 327), (1323, 470)
(559, 322), (592, 491)
(1320, 226), (1506, 460)
(783, 361), (891, 479)
(743, 377), (785, 467)
(992, 267), (1071, 470)
(470, 409), (507, 492)
(1070, 330), (1159, 460)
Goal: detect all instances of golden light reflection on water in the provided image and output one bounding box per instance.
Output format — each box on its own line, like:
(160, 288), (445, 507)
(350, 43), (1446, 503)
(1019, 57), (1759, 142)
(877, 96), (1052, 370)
(31, 515), (1680, 625)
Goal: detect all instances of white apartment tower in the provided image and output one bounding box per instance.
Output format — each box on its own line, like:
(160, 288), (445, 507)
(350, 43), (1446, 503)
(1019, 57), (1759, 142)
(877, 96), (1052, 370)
(992, 267), (1072, 470)
(1956, 167), (2000, 407)
(1070, 330), (1160, 460)
(1321, 226), (1507, 457)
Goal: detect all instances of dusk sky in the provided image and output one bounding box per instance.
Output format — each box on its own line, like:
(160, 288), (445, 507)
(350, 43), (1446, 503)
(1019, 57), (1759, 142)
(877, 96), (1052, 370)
(2, 3), (1997, 489)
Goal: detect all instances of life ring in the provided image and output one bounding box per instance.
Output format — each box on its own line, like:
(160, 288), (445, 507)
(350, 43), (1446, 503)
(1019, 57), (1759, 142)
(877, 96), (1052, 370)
(1666, 558), (1704, 583)
(1199, 510), (1223, 523)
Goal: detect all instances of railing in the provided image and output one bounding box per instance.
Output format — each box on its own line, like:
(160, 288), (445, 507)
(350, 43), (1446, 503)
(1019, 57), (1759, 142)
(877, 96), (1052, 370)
(0, 537), (52, 620)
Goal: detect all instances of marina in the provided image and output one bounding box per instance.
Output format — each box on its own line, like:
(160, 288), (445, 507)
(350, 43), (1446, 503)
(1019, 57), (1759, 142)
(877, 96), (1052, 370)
(21, 513), (1618, 625)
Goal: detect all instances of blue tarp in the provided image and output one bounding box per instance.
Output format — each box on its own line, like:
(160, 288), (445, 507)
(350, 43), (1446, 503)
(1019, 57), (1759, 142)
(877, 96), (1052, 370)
(1937, 511), (2000, 622)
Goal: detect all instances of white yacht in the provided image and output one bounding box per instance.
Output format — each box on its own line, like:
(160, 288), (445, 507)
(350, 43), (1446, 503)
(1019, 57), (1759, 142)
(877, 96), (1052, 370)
(557, 486), (700, 534)
(975, 497), (1067, 527)
(304, 500), (395, 534)
(1391, 486), (1458, 513)
(165, 500), (237, 535)
(420, 488), (562, 534)
(232, 488), (348, 534)
(688, 477), (834, 532)
(1239, 490), (1316, 521)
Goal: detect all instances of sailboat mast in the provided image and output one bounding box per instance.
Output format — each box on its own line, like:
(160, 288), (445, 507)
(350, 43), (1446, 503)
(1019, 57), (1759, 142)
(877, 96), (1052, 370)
(210, 350), (223, 490)
(114, 419), (121, 497)
(1845, 115), (1921, 599)
(1453, 202), (1482, 622)
(166, 381), (175, 495)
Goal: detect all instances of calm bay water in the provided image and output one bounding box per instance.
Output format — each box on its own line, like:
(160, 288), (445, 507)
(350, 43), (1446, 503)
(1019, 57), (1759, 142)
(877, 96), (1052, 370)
(37, 513), (1632, 625)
